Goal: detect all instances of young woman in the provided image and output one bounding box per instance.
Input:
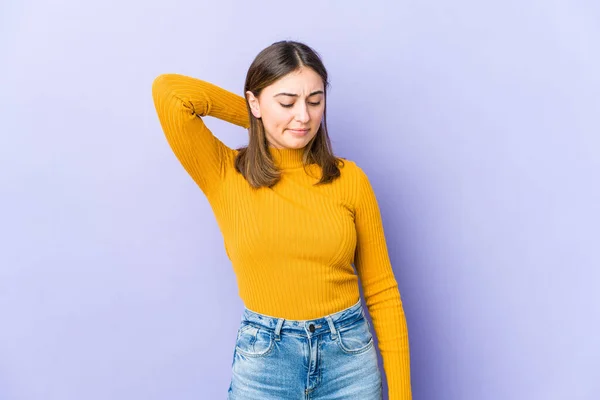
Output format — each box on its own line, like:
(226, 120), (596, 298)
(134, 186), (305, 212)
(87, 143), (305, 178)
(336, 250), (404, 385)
(152, 40), (412, 400)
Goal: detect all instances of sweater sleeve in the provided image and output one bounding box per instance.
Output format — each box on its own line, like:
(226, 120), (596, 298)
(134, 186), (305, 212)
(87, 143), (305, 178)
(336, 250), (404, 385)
(151, 73), (250, 196)
(353, 167), (412, 400)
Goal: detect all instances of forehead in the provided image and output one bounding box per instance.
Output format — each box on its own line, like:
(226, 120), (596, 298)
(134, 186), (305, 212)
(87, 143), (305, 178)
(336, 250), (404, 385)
(266, 67), (324, 94)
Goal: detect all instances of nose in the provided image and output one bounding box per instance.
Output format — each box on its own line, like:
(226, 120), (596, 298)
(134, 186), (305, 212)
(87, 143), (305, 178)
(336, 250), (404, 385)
(294, 103), (310, 123)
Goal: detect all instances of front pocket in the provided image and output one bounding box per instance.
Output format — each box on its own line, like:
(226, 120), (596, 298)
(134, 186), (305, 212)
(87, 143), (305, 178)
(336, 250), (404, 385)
(335, 317), (374, 355)
(235, 322), (274, 358)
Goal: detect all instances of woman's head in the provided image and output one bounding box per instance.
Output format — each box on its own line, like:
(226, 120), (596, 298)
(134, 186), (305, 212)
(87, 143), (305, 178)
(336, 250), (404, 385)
(246, 66), (324, 150)
(235, 40), (342, 188)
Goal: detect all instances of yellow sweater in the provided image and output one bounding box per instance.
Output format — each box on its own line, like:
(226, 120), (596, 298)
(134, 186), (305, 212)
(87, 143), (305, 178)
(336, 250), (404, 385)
(152, 73), (411, 399)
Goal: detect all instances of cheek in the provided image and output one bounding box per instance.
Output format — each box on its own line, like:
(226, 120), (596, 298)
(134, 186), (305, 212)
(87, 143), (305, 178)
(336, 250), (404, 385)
(311, 109), (324, 126)
(263, 107), (292, 130)
(276, 110), (294, 127)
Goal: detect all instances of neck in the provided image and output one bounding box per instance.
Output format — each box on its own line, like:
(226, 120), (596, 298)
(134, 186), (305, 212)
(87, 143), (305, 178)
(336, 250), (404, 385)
(268, 146), (306, 169)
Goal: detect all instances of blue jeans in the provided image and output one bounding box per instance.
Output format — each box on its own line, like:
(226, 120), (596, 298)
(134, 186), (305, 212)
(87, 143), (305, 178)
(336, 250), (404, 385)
(227, 298), (382, 399)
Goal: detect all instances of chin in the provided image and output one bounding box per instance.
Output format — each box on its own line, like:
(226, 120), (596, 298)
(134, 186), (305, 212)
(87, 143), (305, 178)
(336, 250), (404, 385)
(281, 134), (315, 149)
(283, 141), (309, 149)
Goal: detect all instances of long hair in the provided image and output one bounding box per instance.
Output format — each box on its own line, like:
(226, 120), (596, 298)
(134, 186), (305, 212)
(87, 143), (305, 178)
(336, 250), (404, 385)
(234, 40), (343, 188)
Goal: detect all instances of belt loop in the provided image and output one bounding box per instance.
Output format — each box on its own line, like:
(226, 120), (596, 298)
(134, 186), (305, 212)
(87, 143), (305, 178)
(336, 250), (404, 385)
(325, 315), (337, 340)
(274, 318), (285, 341)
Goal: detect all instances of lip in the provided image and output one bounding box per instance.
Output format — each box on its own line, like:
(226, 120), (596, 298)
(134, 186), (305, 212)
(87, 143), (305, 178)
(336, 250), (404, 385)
(288, 128), (309, 135)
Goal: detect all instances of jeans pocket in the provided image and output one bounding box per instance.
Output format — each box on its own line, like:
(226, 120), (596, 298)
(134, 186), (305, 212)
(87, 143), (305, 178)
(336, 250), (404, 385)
(235, 322), (275, 358)
(335, 316), (374, 355)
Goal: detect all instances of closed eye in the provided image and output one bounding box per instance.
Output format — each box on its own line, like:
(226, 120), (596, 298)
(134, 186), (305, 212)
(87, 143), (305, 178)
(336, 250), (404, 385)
(280, 102), (321, 108)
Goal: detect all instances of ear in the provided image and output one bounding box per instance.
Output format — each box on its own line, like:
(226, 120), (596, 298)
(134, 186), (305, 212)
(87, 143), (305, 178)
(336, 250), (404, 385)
(246, 91), (262, 119)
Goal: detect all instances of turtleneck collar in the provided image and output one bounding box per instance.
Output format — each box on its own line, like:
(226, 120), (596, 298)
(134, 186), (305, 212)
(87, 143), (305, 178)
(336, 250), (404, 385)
(268, 146), (306, 169)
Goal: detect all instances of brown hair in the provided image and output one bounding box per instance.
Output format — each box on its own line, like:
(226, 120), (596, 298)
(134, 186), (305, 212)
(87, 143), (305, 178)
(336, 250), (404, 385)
(234, 40), (343, 188)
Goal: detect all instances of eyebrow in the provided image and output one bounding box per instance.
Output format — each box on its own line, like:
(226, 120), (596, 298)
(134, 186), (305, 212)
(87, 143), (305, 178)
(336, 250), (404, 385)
(274, 90), (324, 98)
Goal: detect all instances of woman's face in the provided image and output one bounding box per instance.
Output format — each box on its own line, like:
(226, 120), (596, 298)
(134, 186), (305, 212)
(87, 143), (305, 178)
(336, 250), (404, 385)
(247, 67), (325, 150)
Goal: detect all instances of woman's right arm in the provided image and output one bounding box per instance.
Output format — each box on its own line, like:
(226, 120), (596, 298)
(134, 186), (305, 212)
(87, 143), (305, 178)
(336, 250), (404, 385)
(151, 73), (250, 197)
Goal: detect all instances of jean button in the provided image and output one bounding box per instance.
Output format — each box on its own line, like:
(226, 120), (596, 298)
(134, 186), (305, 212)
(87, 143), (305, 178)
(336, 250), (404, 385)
(308, 323), (315, 333)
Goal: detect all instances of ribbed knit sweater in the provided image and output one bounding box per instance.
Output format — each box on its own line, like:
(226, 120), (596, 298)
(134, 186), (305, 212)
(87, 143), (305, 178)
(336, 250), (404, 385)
(151, 73), (411, 399)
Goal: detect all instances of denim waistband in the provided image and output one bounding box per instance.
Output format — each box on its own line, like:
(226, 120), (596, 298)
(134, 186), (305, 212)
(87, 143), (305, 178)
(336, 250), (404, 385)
(240, 298), (365, 341)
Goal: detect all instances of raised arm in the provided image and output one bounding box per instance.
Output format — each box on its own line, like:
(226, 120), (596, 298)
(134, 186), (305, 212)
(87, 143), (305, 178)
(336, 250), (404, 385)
(353, 168), (412, 400)
(151, 73), (250, 197)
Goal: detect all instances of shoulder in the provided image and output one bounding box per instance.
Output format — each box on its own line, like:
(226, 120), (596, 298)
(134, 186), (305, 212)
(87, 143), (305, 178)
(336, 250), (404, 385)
(335, 157), (382, 211)
(334, 157), (375, 203)
(336, 156), (370, 183)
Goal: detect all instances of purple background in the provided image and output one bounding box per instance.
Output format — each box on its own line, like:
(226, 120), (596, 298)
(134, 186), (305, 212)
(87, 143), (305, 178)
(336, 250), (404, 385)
(1, 1), (598, 399)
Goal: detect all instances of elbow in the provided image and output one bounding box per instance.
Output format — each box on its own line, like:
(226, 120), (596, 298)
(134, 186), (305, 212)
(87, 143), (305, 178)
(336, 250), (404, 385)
(152, 74), (184, 107)
(151, 74), (172, 98)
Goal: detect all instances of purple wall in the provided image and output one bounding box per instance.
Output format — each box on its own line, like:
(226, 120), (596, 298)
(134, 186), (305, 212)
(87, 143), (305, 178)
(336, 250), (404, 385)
(1, 1), (598, 399)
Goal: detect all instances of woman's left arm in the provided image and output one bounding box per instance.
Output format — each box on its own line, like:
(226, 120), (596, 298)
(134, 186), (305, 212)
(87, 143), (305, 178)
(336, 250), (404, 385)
(353, 167), (412, 400)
